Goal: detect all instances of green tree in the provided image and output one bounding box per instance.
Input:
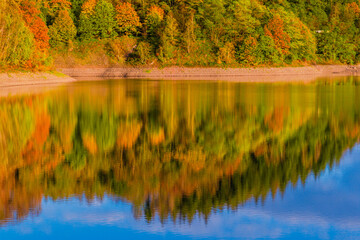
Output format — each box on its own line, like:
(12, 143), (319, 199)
(92, 0), (117, 39)
(158, 12), (178, 62)
(0, 0), (35, 67)
(49, 9), (77, 48)
(78, 0), (117, 40)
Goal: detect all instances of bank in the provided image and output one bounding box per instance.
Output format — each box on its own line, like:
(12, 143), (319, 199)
(60, 65), (360, 82)
(1, 65), (360, 89)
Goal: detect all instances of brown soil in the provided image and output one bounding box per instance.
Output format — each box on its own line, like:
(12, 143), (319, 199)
(1, 65), (359, 96)
(0, 72), (75, 96)
(59, 65), (360, 82)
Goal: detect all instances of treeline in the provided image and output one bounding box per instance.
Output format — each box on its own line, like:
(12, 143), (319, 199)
(1, 0), (360, 69)
(1, 79), (360, 224)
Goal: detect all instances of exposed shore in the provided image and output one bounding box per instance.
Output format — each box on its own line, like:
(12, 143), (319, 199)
(60, 65), (360, 82)
(0, 71), (76, 96)
(1, 65), (360, 92)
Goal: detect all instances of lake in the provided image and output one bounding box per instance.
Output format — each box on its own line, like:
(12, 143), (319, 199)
(0, 77), (360, 239)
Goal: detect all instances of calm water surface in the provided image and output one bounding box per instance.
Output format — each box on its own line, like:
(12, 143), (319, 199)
(0, 77), (360, 239)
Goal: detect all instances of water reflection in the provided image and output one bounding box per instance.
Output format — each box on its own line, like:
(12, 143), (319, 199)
(0, 77), (360, 228)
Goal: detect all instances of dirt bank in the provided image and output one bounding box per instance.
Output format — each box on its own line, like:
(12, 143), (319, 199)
(59, 65), (360, 82)
(0, 71), (76, 96)
(1, 65), (359, 93)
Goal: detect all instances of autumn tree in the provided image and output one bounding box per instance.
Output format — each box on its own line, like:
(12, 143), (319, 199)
(264, 14), (290, 57)
(69, 0), (87, 26)
(145, 5), (164, 38)
(43, 0), (72, 22)
(19, 0), (50, 52)
(146, 5), (164, 25)
(115, 2), (141, 35)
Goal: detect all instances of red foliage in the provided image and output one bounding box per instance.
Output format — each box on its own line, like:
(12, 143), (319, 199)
(346, 2), (360, 17)
(20, 1), (50, 52)
(265, 14), (290, 55)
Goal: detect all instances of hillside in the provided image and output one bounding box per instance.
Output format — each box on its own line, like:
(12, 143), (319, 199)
(1, 0), (360, 69)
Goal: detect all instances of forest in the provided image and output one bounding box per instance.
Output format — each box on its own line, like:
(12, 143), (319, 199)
(0, 79), (360, 224)
(1, 0), (360, 69)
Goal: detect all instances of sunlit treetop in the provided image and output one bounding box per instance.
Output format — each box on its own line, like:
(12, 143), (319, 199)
(115, 2), (141, 35)
(81, 0), (97, 16)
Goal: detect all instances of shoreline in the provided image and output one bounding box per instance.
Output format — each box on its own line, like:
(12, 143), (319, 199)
(0, 71), (75, 87)
(59, 65), (360, 82)
(0, 65), (359, 89)
(0, 71), (76, 96)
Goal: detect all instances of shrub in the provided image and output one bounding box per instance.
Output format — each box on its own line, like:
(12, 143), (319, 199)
(135, 42), (153, 64)
(106, 36), (137, 63)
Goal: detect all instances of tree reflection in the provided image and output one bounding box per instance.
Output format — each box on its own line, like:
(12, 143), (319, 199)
(0, 78), (359, 225)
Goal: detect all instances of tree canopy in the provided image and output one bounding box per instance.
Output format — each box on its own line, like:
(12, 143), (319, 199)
(2, 0), (360, 68)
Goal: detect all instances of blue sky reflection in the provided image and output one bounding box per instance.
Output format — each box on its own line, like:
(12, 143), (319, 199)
(1, 146), (360, 240)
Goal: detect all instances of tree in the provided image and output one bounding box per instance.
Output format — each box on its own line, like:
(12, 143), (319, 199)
(264, 13), (291, 57)
(78, 0), (117, 40)
(115, 2), (141, 35)
(20, 0), (50, 52)
(159, 12), (178, 62)
(0, 0), (35, 67)
(184, 12), (196, 54)
(49, 9), (77, 48)
(69, 0), (86, 26)
(93, 0), (117, 38)
(145, 5), (164, 37)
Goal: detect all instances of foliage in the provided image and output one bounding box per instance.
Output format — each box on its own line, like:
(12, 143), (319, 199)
(19, 0), (50, 52)
(78, 0), (117, 40)
(158, 12), (179, 63)
(115, 2), (141, 35)
(145, 5), (164, 33)
(4, 0), (360, 67)
(135, 41), (153, 64)
(92, 0), (117, 39)
(0, 0), (35, 68)
(106, 36), (137, 63)
(49, 9), (77, 48)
